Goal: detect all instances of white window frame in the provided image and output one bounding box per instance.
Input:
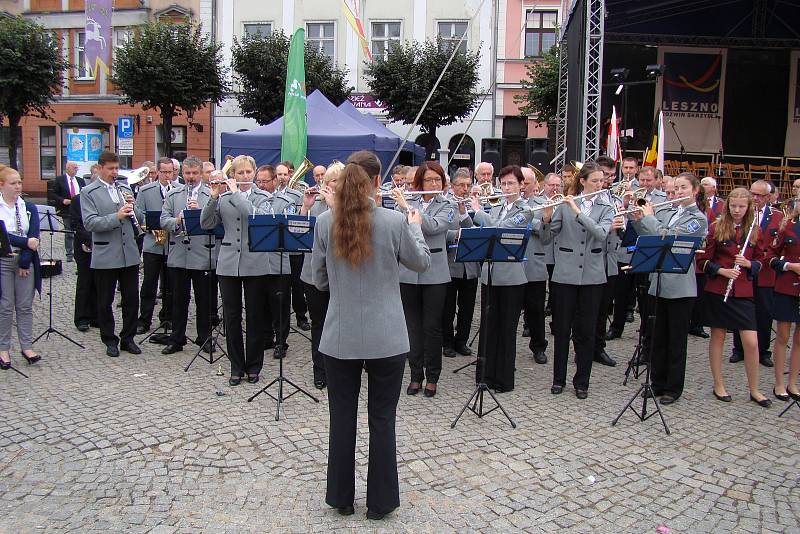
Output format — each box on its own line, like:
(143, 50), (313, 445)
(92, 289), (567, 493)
(305, 21), (336, 61)
(369, 20), (402, 60)
(437, 20), (469, 53)
(39, 126), (58, 181)
(74, 31), (95, 80)
(113, 27), (134, 64)
(522, 8), (559, 58)
(242, 21), (274, 39)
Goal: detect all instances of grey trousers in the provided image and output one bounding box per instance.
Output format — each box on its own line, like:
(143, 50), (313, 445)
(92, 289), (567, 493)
(0, 256), (35, 351)
(62, 214), (73, 259)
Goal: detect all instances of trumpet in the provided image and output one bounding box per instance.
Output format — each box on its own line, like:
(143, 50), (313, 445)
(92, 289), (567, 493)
(628, 187), (649, 207)
(528, 188), (608, 212)
(615, 196), (691, 216)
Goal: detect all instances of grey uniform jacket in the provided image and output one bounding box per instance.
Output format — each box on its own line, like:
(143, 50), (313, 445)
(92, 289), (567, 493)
(134, 180), (175, 255)
(472, 199), (538, 286)
(617, 189), (668, 263)
(397, 195), (457, 285)
(605, 193), (624, 276)
(200, 189), (271, 277)
(524, 196), (550, 282)
(447, 213), (480, 280)
(300, 199), (329, 285)
(542, 195), (615, 285)
(312, 207), (431, 359)
(631, 203), (708, 299)
(81, 179), (142, 269)
(161, 184), (219, 270)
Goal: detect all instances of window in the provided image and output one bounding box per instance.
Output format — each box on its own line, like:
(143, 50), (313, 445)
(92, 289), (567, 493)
(371, 21), (401, 59)
(113, 28), (134, 63)
(39, 126), (57, 180)
(437, 21), (468, 53)
(74, 31), (94, 80)
(0, 127), (23, 173)
(243, 22), (272, 38)
(306, 22), (335, 60)
(524, 10), (558, 57)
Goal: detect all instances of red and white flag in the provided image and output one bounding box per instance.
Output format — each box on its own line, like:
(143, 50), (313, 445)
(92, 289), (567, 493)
(606, 105), (621, 162)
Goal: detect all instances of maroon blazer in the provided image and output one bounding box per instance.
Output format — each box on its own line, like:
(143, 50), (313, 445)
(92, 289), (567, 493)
(766, 219), (800, 297)
(699, 221), (762, 298)
(754, 206), (783, 287)
(706, 196), (724, 223)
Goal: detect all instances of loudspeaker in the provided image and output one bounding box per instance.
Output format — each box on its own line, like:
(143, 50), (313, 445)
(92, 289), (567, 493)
(525, 138), (552, 174)
(480, 138), (502, 171)
(501, 139), (525, 167)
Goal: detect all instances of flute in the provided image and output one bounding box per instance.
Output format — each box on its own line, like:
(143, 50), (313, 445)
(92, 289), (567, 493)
(723, 217), (758, 302)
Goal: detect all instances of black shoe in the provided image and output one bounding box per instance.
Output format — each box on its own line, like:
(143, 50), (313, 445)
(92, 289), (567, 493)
(424, 384), (437, 398)
(76, 323), (90, 332)
(0, 355), (11, 370)
(21, 351), (41, 365)
(594, 350), (617, 367)
(522, 326), (530, 338)
(106, 345), (119, 358)
(575, 389), (588, 399)
(273, 345), (287, 359)
(713, 389), (732, 402)
(749, 394), (772, 408)
(148, 333), (170, 345)
(550, 384), (563, 395)
(689, 326), (710, 338)
(161, 344), (182, 355)
(314, 380), (327, 390)
(406, 382), (421, 395)
(161, 320), (172, 331)
(443, 346), (457, 358)
(532, 351), (547, 364)
(120, 340), (142, 354)
(366, 509), (392, 520)
(247, 375), (259, 384)
(229, 377), (242, 386)
(788, 388), (800, 400)
(729, 352), (744, 363)
(297, 319), (311, 331)
(605, 329), (622, 340)
(625, 311), (634, 323)
(454, 343), (472, 356)
(544, 306), (551, 316)
(337, 505), (354, 516)
(760, 356), (774, 368)
(136, 324), (149, 335)
(660, 395), (677, 405)
(773, 388), (790, 402)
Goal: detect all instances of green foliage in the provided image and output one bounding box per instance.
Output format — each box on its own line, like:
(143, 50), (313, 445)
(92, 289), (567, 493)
(364, 37), (481, 146)
(231, 31), (352, 125)
(514, 41), (562, 124)
(0, 16), (66, 171)
(112, 22), (228, 156)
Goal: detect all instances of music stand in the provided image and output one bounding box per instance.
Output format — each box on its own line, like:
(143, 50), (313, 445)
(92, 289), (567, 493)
(138, 210), (171, 344)
(246, 214), (319, 420)
(0, 221), (28, 378)
(451, 226), (530, 429)
(32, 208), (84, 349)
(181, 209), (226, 371)
(611, 234), (702, 435)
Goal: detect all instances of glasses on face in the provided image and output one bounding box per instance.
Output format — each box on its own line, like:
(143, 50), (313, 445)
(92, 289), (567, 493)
(750, 191), (768, 197)
(499, 181), (518, 188)
(423, 177), (441, 184)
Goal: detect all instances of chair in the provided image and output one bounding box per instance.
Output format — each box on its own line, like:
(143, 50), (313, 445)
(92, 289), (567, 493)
(728, 164), (750, 189)
(717, 175), (734, 198)
(749, 164), (769, 181)
(664, 160), (680, 176)
(693, 162), (712, 178)
(768, 165), (786, 184)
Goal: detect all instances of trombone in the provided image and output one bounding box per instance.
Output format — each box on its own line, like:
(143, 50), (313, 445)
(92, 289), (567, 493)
(615, 196), (691, 216)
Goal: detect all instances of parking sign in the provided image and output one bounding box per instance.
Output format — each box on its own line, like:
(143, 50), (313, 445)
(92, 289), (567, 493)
(117, 116), (134, 156)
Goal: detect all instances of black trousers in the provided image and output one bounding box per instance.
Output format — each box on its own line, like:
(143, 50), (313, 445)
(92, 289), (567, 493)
(169, 268), (214, 347)
(594, 275), (617, 356)
(289, 254), (308, 321)
(323, 353), (405, 514)
(610, 264), (635, 332)
(551, 282), (603, 390)
(73, 244), (97, 327)
(522, 280), (548, 354)
(442, 276), (478, 349)
(139, 251), (171, 327)
(650, 296), (695, 398)
(400, 283), (447, 384)
(219, 275), (267, 378)
(476, 284), (524, 391)
(546, 264), (555, 310)
(304, 282), (330, 382)
(690, 274), (706, 328)
(266, 274), (291, 348)
(732, 284), (774, 358)
(94, 265), (139, 347)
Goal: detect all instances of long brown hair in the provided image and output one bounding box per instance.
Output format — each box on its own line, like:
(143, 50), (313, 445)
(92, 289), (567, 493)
(675, 172), (706, 212)
(332, 163), (374, 267)
(714, 187), (758, 245)
(346, 150), (381, 179)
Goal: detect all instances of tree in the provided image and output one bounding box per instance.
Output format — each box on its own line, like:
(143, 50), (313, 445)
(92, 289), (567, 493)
(365, 38), (481, 158)
(112, 22), (228, 157)
(514, 40), (562, 124)
(0, 16), (66, 171)
(231, 31), (352, 125)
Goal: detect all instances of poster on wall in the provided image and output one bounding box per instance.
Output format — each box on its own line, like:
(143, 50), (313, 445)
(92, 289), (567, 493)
(66, 133), (87, 162)
(86, 133), (103, 162)
(786, 51), (800, 156)
(655, 47), (726, 155)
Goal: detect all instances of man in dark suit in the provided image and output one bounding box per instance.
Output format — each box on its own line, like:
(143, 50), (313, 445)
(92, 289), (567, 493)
(69, 185), (98, 331)
(49, 161), (86, 262)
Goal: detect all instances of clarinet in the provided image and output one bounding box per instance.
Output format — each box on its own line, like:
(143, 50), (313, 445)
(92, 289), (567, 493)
(115, 183), (145, 237)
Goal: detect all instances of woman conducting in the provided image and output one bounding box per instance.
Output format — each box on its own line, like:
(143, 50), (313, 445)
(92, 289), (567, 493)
(312, 159), (430, 520)
(200, 155), (272, 386)
(0, 165), (42, 370)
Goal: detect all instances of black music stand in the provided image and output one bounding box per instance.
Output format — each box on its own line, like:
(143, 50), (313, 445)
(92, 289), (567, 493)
(32, 208), (83, 349)
(246, 214), (319, 420)
(612, 234), (702, 435)
(451, 226), (530, 429)
(181, 209), (227, 372)
(0, 221), (28, 378)
(138, 210), (172, 344)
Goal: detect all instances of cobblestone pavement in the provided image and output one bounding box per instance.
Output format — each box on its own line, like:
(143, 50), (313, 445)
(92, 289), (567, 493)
(1, 241), (799, 533)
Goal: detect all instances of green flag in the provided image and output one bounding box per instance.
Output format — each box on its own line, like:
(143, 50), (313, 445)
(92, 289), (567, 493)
(281, 28), (307, 168)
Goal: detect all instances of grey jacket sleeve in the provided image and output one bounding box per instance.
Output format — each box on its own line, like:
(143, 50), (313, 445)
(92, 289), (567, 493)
(471, 210), (493, 227)
(200, 196), (221, 230)
(311, 218), (329, 291)
(576, 206), (613, 241)
(82, 190), (122, 233)
(399, 222), (431, 273)
(539, 206), (563, 244)
(160, 193), (178, 232)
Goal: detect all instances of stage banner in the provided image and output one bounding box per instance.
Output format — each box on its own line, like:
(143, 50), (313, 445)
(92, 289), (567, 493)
(655, 47), (726, 154)
(786, 50), (800, 156)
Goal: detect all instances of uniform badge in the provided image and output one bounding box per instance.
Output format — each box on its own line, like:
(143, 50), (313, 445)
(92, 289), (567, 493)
(513, 213), (525, 225)
(286, 205), (296, 215)
(447, 209), (455, 222)
(686, 220), (700, 233)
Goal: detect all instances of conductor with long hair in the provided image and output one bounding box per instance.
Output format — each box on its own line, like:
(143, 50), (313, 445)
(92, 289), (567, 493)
(311, 158), (430, 520)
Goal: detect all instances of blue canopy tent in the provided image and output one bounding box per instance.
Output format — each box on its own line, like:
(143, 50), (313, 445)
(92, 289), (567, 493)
(220, 90), (424, 183)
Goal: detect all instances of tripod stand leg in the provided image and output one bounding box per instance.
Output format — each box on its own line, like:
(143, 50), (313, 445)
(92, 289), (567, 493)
(8, 364), (29, 379)
(778, 398), (799, 418)
(451, 384), (482, 428)
(452, 358), (477, 374)
(612, 383), (646, 426)
(481, 386), (517, 428)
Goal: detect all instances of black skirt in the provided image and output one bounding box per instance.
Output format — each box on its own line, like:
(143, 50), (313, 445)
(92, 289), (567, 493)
(703, 292), (756, 331)
(771, 292), (800, 323)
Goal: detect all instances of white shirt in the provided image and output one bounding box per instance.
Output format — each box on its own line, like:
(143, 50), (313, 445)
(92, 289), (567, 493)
(66, 174), (81, 196)
(581, 198), (594, 216)
(668, 206), (684, 227)
(0, 195), (29, 237)
(103, 180), (120, 204)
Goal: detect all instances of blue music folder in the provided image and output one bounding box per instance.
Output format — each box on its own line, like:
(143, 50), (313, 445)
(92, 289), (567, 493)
(455, 226), (529, 263)
(145, 210), (163, 230)
(248, 214), (315, 253)
(183, 209), (224, 238)
(628, 235), (702, 275)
